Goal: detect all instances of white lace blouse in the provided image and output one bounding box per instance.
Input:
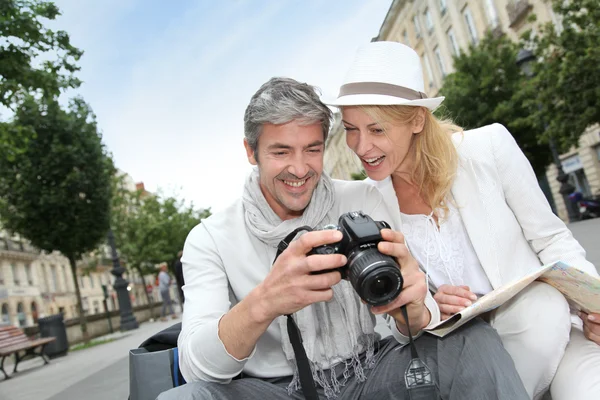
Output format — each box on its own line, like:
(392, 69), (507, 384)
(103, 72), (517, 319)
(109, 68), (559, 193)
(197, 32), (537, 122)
(401, 204), (494, 296)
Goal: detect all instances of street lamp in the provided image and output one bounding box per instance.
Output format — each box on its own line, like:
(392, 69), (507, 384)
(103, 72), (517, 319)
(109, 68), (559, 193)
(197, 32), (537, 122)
(107, 228), (139, 331)
(516, 48), (579, 222)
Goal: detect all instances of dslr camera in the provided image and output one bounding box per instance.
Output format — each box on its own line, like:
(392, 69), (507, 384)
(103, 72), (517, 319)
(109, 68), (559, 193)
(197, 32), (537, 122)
(308, 211), (403, 307)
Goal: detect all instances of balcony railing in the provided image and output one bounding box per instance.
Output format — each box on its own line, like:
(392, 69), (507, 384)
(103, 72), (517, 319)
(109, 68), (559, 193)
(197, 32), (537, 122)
(507, 0), (533, 27)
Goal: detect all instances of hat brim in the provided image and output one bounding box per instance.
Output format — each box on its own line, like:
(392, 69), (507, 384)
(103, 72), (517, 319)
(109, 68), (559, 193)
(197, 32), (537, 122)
(324, 94), (445, 111)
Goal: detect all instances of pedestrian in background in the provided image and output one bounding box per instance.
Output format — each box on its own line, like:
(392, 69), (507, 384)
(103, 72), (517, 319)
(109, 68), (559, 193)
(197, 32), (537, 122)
(158, 263), (177, 321)
(174, 250), (185, 310)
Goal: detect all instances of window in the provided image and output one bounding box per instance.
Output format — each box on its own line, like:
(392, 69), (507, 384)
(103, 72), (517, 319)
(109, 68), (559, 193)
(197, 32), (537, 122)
(0, 265), (4, 285)
(50, 265), (58, 292)
(424, 9), (434, 33)
(569, 170), (592, 198)
(484, 0), (499, 28)
(434, 47), (447, 77)
(463, 7), (479, 45)
(79, 275), (84, 289)
(1, 304), (9, 325)
(447, 28), (460, 56)
(423, 55), (435, 88)
(17, 302), (26, 327)
(41, 264), (50, 292)
(402, 30), (410, 47)
(439, 0), (447, 15)
(11, 264), (19, 286)
(63, 265), (70, 292)
(93, 300), (100, 314)
(89, 274), (94, 288)
(26, 264), (33, 286)
(413, 15), (422, 38)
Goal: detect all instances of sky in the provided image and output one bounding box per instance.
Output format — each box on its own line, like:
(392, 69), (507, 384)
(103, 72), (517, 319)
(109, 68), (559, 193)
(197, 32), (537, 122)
(46, 0), (393, 213)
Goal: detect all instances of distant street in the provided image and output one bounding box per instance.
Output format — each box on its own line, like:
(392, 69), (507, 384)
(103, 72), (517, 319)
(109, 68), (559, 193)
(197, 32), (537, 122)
(0, 219), (598, 400)
(568, 218), (600, 272)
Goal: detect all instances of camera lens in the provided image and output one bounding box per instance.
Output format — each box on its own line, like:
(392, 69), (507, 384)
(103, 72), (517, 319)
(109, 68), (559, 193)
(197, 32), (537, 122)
(346, 248), (403, 306)
(370, 276), (393, 296)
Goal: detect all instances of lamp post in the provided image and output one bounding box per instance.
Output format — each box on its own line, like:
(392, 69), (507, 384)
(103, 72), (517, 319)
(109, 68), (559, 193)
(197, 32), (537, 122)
(107, 228), (139, 331)
(515, 48), (579, 222)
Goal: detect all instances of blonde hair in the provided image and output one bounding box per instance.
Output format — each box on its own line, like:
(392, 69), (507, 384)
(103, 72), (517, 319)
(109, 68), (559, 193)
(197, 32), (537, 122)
(361, 105), (462, 216)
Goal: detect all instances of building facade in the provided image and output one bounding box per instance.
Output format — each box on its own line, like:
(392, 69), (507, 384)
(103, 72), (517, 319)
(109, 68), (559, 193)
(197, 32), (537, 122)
(324, 0), (600, 221)
(324, 112), (363, 180)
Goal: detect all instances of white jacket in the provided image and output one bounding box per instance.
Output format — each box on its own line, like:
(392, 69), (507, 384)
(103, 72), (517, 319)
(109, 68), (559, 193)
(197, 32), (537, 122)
(368, 123), (598, 297)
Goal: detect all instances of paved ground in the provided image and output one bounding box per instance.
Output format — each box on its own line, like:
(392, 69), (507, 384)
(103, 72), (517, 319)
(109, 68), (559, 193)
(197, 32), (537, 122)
(0, 218), (598, 400)
(568, 218), (600, 270)
(0, 316), (181, 400)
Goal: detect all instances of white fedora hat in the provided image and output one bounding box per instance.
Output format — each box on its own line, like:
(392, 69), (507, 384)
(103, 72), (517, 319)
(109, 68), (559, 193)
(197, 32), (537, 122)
(326, 41), (444, 110)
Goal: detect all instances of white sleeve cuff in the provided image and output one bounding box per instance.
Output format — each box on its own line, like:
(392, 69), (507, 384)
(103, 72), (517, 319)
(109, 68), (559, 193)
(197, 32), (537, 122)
(183, 316), (256, 382)
(388, 293), (440, 344)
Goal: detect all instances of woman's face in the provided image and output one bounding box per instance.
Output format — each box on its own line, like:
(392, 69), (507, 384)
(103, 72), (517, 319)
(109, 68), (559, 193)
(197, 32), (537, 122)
(342, 106), (418, 181)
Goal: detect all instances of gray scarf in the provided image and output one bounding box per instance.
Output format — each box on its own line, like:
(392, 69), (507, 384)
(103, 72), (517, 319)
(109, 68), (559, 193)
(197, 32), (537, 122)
(242, 168), (376, 399)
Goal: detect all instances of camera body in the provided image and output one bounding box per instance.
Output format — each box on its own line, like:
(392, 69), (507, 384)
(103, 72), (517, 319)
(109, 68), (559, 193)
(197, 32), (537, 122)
(309, 211), (403, 306)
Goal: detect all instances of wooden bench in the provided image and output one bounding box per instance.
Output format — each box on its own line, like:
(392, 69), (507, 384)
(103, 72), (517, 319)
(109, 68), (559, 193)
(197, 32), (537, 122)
(0, 325), (56, 380)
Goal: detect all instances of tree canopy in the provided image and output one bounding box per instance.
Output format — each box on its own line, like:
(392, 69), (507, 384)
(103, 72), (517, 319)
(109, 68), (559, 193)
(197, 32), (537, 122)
(0, 0), (82, 110)
(0, 96), (114, 336)
(521, 0), (600, 150)
(438, 33), (551, 176)
(111, 180), (210, 291)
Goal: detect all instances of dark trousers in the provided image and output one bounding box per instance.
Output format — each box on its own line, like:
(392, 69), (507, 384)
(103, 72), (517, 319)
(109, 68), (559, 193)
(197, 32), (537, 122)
(157, 319), (527, 400)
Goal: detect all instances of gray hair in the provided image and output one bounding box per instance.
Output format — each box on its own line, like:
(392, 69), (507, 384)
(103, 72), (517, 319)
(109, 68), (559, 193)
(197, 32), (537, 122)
(244, 77), (332, 157)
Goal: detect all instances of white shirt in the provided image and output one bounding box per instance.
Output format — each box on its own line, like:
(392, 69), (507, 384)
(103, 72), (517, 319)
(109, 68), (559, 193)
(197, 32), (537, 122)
(400, 205), (493, 296)
(177, 179), (441, 383)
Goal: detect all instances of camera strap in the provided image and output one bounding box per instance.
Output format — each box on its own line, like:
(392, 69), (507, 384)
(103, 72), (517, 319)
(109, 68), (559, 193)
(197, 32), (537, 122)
(400, 306), (440, 400)
(274, 226), (320, 400)
(273, 227), (440, 400)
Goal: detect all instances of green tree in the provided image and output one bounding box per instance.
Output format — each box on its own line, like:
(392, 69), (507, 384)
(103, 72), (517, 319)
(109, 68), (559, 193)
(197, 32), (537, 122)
(350, 170), (366, 181)
(0, 97), (114, 338)
(111, 183), (210, 316)
(0, 0), (82, 109)
(524, 0), (600, 149)
(438, 33), (551, 176)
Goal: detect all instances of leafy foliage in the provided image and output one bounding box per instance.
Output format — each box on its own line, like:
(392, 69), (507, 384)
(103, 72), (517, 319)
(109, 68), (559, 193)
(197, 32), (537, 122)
(350, 170), (366, 181)
(522, 0), (600, 149)
(0, 0), (82, 109)
(438, 32), (551, 176)
(0, 96), (114, 336)
(111, 179), (210, 309)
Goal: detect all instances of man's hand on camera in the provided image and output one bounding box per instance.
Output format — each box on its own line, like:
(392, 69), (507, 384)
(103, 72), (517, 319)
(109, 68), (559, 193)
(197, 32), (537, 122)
(369, 229), (430, 336)
(250, 229), (347, 324)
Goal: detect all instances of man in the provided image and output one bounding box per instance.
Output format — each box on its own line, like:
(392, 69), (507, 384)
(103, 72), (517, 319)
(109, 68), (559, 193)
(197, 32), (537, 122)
(158, 263), (177, 321)
(158, 77), (527, 399)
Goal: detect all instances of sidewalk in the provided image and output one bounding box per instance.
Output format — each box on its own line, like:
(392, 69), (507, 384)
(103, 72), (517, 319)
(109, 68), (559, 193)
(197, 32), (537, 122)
(0, 316), (181, 400)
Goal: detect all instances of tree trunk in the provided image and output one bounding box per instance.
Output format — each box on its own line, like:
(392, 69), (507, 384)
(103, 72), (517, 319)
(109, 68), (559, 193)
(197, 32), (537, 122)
(136, 265), (154, 319)
(69, 255), (89, 342)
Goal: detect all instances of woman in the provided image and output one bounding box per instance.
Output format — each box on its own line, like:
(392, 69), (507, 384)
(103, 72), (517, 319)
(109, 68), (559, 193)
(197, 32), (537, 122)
(327, 41), (600, 400)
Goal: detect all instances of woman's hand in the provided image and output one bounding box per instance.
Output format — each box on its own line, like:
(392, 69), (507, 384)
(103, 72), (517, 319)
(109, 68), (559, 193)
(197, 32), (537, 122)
(579, 312), (600, 345)
(434, 284), (478, 320)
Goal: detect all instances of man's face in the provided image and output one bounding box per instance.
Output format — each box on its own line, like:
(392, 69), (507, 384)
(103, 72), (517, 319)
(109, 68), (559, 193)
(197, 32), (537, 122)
(244, 121), (324, 221)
